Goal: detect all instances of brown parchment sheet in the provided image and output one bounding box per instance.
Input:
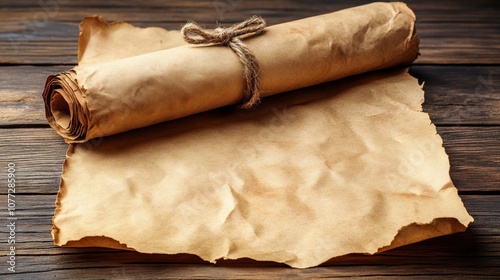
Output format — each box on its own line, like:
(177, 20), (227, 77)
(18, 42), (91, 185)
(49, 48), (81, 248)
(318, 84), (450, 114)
(46, 2), (473, 269)
(53, 69), (473, 268)
(43, 2), (419, 142)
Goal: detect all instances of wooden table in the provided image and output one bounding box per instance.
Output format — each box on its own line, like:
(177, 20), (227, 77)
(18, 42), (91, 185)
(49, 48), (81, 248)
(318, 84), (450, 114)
(1, 0), (498, 278)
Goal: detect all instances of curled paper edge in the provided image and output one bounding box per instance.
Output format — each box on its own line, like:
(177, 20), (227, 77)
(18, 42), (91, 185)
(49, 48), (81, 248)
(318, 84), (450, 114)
(50, 69), (474, 268)
(54, 216), (471, 267)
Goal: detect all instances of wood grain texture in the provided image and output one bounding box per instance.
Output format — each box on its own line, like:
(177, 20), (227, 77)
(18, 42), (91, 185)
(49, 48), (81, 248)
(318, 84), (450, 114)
(0, 127), (498, 194)
(1, 66), (499, 126)
(413, 66), (500, 125)
(0, 195), (497, 279)
(437, 127), (500, 193)
(0, 0), (498, 278)
(0, 0), (499, 64)
(0, 66), (67, 126)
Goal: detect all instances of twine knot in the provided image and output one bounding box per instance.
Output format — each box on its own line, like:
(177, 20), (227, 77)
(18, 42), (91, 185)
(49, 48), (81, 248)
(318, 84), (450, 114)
(181, 16), (266, 109)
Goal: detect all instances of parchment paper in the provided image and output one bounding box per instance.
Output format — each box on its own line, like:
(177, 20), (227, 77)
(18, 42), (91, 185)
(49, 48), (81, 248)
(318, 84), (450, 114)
(47, 2), (473, 269)
(53, 68), (473, 268)
(43, 2), (419, 142)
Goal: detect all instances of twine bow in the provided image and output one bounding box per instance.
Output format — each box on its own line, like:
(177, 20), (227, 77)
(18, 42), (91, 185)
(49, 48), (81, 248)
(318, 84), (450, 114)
(181, 16), (266, 109)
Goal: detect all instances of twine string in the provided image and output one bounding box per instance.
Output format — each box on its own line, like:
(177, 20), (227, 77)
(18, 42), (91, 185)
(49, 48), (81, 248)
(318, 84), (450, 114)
(181, 16), (266, 109)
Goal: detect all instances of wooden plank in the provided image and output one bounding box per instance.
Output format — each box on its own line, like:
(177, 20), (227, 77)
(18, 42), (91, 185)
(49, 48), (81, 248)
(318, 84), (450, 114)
(0, 0), (498, 64)
(1, 66), (499, 126)
(0, 66), (68, 126)
(0, 1), (498, 278)
(411, 66), (500, 125)
(0, 127), (498, 194)
(437, 127), (500, 193)
(0, 128), (66, 194)
(0, 194), (497, 278)
(2, 0), (497, 24)
(417, 22), (500, 64)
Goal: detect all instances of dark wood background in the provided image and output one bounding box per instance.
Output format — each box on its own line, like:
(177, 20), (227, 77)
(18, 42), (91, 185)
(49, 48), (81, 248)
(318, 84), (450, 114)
(0, 0), (499, 278)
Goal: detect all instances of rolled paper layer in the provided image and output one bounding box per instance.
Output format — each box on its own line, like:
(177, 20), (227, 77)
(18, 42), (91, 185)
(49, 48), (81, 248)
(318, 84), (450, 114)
(43, 2), (419, 142)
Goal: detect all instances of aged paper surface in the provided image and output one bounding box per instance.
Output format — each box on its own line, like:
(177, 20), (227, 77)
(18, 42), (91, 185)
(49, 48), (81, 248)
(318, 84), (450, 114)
(51, 70), (473, 268)
(43, 2), (419, 142)
(45, 2), (473, 269)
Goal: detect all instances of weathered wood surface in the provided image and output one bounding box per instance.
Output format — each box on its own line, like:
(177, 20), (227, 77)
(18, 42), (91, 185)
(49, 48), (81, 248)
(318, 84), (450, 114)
(0, 0), (499, 64)
(0, 0), (498, 278)
(0, 127), (498, 194)
(0, 195), (498, 278)
(1, 66), (499, 126)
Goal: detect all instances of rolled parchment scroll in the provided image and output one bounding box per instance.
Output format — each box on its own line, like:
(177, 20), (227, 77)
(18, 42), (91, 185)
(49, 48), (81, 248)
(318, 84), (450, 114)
(43, 2), (419, 142)
(45, 2), (474, 269)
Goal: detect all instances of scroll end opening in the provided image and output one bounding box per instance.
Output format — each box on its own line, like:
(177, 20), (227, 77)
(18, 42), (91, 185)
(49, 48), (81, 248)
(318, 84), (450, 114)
(51, 92), (71, 129)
